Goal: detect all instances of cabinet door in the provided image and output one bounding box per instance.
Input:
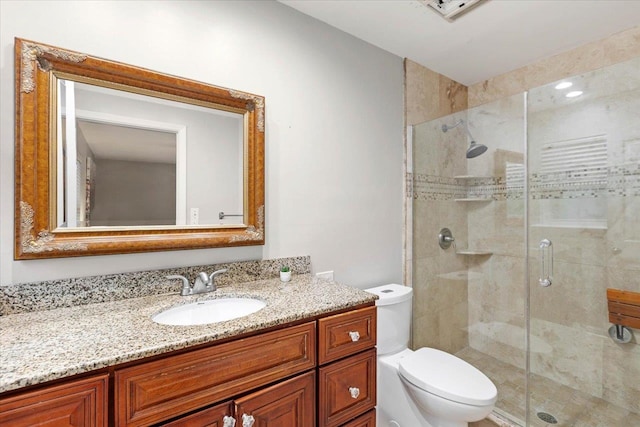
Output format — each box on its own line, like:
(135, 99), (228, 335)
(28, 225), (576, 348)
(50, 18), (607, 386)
(235, 371), (315, 427)
(162, 401), (233, 427)
(318, 349), (376, 427)
(0, 374), (108, 427)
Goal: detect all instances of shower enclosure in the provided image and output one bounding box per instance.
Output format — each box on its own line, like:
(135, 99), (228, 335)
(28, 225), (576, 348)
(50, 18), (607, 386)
(411, 57), (640, 426)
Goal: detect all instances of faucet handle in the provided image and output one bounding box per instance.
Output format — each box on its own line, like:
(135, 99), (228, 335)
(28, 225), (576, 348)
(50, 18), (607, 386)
(167, 275), (191, 295)
(209, 268), (228, 280)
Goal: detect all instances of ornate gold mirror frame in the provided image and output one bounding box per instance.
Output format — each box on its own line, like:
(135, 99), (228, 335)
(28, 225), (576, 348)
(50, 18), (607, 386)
(14, 38), (265, 259)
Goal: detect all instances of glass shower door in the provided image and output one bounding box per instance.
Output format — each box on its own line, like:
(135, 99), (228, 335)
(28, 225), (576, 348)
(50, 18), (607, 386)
(411, 92), (528, 424)
(526, 57), (640, 426)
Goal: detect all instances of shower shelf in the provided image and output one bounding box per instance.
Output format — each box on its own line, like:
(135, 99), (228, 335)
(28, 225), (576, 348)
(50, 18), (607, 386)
(453, 175), (493, 180)
(456, 250), (493, 256)
(454, 198), (492, 202)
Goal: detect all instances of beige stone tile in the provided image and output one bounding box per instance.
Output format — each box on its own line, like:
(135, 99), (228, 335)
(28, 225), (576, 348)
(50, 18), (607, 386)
(413, 199), (443, 259)
(437, 300), (468, 353)
(529, 260), (608, 332)
(405, 59), (468, 125)
(606, 266), (640, 291)
(406, 59), (442, 125)
(529, 225), (609, 267)
(530, 318), (606, 397)
(468, 27), (640, 108)
(602, 338), (640, 413)
(412, 256), (439, 319)
(440, 74), (468, 117)
(412, 120), (443, 175)
(469, 420), (499, 427)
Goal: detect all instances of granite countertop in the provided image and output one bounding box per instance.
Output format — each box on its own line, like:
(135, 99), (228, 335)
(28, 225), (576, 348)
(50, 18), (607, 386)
(0, 275), (376, 394)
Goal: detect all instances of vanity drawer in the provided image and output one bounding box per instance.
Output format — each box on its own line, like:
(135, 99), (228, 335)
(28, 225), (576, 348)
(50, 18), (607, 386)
(341, 409), (376, 427)
(115, 322), (316, 427)
(318, 348), (376, 427)
(318, 306), (376, 365)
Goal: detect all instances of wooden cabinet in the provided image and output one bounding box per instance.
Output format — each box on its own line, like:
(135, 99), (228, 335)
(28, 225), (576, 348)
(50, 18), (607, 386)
(0, 304), (376, 427)
(0, 374), (108, 427)
(318, 307), (377, 427)
(115, 322), (316, 426)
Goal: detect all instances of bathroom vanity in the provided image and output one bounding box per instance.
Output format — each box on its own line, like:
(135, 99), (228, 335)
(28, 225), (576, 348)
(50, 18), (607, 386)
(0, 275), (377, 427)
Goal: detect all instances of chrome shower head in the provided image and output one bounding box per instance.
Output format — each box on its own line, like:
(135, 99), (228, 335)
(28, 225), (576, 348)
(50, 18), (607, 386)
(442, 119), (488, 159)
(466, 141), (488, 158)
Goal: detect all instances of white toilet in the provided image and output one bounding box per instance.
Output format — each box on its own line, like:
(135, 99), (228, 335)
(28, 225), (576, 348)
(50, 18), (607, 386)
(366, 284), (497, 427)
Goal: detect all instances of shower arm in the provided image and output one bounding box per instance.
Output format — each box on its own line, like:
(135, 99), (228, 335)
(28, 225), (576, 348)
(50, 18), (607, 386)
(442, 119), (477, 142)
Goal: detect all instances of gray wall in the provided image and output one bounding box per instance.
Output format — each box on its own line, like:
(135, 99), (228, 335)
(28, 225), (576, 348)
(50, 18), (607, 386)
(91, 159), (177, 226)
(0, 0), (403, 288)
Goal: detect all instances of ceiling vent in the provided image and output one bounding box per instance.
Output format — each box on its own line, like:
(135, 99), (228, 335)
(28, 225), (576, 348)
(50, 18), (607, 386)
(420, 0), (483, 21)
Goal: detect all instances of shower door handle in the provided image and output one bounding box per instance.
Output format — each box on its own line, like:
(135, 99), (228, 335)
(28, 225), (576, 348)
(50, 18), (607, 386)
(539, 239), (553, 287)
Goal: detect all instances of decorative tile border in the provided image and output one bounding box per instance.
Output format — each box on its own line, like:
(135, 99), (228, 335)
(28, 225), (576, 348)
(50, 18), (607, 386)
(0, 256), (311, 316)
(411, 165), (639, 202)
(412, 174), (468, 201)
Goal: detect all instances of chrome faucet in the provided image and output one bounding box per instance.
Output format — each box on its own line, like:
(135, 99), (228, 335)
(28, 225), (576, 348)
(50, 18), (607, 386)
(167, 269), (228, 296)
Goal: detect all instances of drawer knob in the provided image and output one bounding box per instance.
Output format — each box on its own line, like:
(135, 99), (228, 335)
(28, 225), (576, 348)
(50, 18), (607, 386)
(242, 414), (256, 427)
(348, 331), (360, 342)
(349, 387), (360, 399)
(223, 416), (237, 427)
(242, 414), (255, 427)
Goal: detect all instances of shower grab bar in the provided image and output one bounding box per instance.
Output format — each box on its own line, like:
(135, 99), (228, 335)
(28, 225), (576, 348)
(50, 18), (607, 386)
(219, 211), (243, 220)
(539, 238), (553, 287)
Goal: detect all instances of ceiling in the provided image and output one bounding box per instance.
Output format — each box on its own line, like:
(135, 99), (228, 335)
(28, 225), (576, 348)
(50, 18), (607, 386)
(77, 121), (176, 164)
(278, 0), (640, 86)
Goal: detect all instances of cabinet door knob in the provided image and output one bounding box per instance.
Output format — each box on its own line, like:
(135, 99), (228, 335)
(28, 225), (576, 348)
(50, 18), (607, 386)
(349, 387), (360, 399)
(242, 414), (255, 427)
(223, 416), (237, 427)
(348, 331), (360, 342)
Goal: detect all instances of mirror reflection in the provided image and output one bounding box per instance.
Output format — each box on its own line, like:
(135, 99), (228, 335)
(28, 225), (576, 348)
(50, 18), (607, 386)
(57, 79), (245, 228)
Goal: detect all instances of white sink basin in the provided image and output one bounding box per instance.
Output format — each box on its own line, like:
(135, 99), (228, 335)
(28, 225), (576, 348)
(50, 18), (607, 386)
(152, 298), (266, 326)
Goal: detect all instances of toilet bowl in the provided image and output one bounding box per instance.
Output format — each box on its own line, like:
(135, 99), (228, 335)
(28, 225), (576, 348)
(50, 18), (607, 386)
(366, 284), (497, 427)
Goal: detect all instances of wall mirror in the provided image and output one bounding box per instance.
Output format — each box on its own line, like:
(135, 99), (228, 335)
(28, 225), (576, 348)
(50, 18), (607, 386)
(14, 38), (265, 259)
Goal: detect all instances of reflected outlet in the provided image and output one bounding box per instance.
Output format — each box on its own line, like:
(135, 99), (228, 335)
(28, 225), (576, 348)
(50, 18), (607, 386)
(190, 208), (199, 225)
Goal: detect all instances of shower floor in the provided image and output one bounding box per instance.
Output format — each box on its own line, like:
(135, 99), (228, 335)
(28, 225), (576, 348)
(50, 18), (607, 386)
(456, 347), (640, 427)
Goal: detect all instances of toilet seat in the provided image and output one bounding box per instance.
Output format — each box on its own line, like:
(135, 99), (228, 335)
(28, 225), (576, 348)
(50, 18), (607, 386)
(398, 348), (497, 407)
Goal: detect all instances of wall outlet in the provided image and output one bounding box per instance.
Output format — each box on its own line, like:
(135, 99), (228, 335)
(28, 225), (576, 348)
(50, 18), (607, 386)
(190, 208), (199, 225)
(316, 270), (334, 281)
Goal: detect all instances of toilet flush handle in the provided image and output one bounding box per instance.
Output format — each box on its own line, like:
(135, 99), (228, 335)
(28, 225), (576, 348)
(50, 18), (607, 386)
(348, 331), (360, 342)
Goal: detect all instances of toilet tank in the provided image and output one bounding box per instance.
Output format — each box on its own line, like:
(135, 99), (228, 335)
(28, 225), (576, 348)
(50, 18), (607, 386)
(365, 284), (412, 355)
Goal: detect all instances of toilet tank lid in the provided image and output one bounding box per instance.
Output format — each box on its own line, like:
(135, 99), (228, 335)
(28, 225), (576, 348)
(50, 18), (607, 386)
(365, 284), (412, 306)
